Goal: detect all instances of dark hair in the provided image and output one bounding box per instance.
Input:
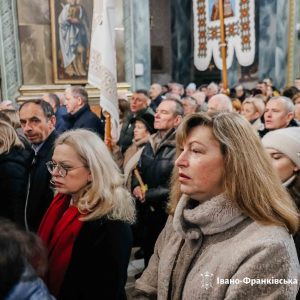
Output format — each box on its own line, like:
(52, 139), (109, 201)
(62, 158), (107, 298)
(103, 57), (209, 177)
(135, 89), (149, 98)
(19, 99), (54, 119)
(118, 99), (130, 121)
(251, 88), (264, 96)
(46, 93), (60, 110)
(0, 235), (24, 299)
(283, 86), (299, 100)
(0, 218), (48, 298)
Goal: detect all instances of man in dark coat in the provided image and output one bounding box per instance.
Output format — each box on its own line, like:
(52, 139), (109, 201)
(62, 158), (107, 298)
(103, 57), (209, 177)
(149, 83), (163, 112)
(133, 98), (183, 267)
(118, 89), (154, 153)
(42, 93), (67, 134)
(19, 99), (57, 232)
(259, 96), (299, 137)
(63, 86), (103, 136)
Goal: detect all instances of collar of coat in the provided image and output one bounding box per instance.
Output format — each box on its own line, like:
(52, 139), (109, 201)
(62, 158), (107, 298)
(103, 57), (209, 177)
(149, 128), (176, 152)
(65, 104), (90, 121)
(173, 193), (247, 239)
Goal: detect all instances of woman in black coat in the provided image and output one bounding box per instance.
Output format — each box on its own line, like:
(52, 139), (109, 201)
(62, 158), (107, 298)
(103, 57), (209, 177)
(0, 120), (29, 227)
(38, 129), (135, 299)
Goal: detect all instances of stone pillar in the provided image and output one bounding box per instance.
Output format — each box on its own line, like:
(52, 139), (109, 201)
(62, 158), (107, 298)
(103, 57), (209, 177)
(258, 0), (288, 89)
(123, 0), (151, 91)
(171, 0), (193, 85)
(0, 0), (22, 101)
(292, 0), (300, 79)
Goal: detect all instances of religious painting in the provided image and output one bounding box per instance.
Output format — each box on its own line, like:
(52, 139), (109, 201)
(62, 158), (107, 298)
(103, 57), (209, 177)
(208, 0), (236, 21)
(50, 0), (93, 83)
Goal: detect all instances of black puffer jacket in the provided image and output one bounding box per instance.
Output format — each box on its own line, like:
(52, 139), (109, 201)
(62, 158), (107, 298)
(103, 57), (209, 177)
(0, 147), (30, 226)
(136, 129), (176, 212)
(134, 129), (176, 265)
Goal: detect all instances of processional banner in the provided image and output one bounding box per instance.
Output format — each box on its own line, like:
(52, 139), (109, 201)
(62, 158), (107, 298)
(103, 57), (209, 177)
(88, 0), (119, 139)
(193, 0), (255, 71)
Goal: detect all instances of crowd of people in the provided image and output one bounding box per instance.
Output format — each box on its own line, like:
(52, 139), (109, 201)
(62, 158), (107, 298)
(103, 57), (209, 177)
(0, 77), (300, 299)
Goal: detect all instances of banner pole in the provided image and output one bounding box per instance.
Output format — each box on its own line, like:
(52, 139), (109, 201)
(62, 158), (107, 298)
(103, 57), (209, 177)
(218, 0), (228, 94)
(105, 112), (112, 151)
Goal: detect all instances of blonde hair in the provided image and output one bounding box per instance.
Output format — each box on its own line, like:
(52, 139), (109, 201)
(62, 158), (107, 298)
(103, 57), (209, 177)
(1, 109), (21, 129)
(169, 113), (299, 234)
(231, 98), (242, 113)
(243, 97), (265, 117)
(0, 120), (23, 155)
(55, 129), (135, 223)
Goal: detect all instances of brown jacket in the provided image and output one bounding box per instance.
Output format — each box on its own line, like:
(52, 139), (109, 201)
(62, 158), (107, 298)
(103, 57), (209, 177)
(134, 194), (300, 299)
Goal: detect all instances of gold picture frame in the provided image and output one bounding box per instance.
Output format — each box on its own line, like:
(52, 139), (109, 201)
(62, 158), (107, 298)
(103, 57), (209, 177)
(50, 0), (93, 84)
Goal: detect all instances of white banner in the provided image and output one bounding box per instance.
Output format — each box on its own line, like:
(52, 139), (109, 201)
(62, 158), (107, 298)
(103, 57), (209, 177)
(88, 0), (119, 136)
(193, 0), (255, 71)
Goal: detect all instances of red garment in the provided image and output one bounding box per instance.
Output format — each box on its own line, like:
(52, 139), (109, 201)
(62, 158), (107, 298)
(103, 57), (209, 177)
(38, 193), (83, 297)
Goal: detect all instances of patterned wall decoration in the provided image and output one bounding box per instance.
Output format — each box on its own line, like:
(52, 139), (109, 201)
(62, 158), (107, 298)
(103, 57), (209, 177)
(193, 0), (255, 71)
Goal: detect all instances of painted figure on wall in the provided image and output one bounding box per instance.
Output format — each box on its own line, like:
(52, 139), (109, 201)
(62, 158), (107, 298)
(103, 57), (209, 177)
(210, 0), (234, 21)
(58, 0), (89, 77)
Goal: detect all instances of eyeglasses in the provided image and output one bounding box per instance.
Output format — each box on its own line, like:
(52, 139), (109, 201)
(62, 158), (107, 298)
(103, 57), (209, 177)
(46, 161), (86, 178)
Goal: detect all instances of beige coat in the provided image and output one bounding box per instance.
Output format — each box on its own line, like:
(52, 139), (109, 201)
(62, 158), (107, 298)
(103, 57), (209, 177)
(134, 194), (300, 299)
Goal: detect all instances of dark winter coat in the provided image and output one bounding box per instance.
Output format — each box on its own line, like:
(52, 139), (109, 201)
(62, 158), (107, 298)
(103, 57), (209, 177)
(118, 107), (154, 153)
(150, 95), (163, 112)
(25, 131), (57, 232)
(134, 129), (176, 265)
(137, 129), (176, 212)
(55, 106), (68, 134)
(0, 147), (30, 227)
(62, 104), (102, 136)
(58, 218), (132, 300)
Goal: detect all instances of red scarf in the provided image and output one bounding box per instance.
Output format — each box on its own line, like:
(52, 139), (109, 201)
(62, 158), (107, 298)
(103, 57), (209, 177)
(38, 193), (83, 297)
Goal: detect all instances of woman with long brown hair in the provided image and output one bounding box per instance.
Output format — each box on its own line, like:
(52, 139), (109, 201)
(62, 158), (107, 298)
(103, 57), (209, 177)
(134, 112), (300, 299)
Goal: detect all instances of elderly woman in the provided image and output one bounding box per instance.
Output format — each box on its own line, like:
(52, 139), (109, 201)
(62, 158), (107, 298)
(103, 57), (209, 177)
(241, 97), (265, 131)
(134, 113), (300, 299)
(38, 129), (135, 299)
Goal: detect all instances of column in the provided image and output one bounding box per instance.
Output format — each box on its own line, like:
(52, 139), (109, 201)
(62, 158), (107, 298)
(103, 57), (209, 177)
(0, 0), (22, 101)
(171, 0), (193, 85)
(123, 0), (151, 91)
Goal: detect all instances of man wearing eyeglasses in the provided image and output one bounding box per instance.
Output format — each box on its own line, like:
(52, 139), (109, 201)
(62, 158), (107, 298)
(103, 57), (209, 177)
(117, 89), (154, 153)
(19, 99), (57, 232)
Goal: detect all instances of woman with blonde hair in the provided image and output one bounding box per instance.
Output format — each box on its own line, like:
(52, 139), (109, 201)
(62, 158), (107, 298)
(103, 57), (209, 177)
(134, 112), (300, 299)
(38, 129), (135, 299)
(0, 120), (29, 226)
(241, 96), (265, 131)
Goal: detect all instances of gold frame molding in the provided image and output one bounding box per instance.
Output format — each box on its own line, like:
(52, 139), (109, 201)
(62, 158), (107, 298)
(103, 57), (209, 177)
(17, 83), (131, 106)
